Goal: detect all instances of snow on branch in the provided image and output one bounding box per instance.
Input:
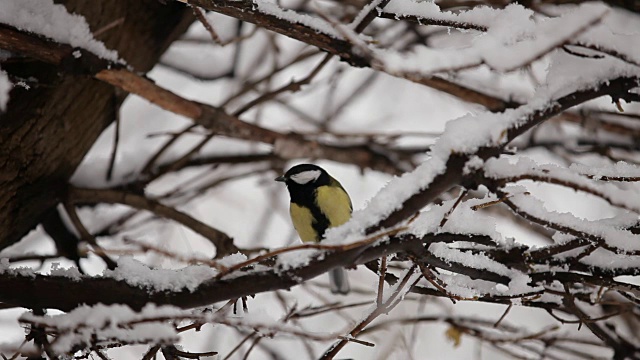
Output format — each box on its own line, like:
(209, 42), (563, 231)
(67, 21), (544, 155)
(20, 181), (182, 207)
(484, 156), (640, 212)
(18, 302), (354, 356)
(499, 186), (640, 253)
(377, 2), (609, 73)
(329, 75), (639, 238)
(0, 0), (119, 61)
(0, 68), (10, 111)
(19, 304), (182, 355)
(569, 161), (640, 181)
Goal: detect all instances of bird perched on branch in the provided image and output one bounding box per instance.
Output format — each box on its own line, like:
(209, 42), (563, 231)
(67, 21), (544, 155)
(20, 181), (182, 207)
(276, 164), (352, 294)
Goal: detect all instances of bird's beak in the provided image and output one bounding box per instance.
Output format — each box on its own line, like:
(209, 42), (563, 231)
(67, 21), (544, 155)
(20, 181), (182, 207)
(275, 175), (286, 182)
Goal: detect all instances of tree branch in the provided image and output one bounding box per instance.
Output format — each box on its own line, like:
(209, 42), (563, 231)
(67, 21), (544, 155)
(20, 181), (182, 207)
(367, 75), (639, 233)
(67, 187), (238, 257)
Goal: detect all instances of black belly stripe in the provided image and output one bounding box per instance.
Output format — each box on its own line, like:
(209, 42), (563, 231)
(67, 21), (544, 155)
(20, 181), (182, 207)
(291, 188), (330, 242)
(309, 201), (330, 242)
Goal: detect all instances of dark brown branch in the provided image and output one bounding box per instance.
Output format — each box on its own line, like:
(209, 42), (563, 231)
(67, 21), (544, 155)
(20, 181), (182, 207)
(561, 283), (637, 358)
(493, 173), (638, 212)
(67, 186), (238, 257)
(378, 12), (487, 31)
(320, 264), (419, 359)
(0, 23), (404, 175)
(184, 0), (514, 111)
(0, 233), (480, 311)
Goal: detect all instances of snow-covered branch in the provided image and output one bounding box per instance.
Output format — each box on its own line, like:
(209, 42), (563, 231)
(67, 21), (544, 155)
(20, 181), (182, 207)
(2, 0), (640, 358)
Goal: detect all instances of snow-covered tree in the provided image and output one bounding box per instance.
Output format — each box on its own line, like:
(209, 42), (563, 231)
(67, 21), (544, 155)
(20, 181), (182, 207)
(1, 0), (639, 359)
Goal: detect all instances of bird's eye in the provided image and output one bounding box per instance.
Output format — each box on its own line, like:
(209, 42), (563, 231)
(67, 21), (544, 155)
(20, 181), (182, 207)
(289, 170), (321, 184)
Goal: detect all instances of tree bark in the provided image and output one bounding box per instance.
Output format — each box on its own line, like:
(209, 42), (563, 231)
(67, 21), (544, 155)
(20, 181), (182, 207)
(0, 1), (194, 250)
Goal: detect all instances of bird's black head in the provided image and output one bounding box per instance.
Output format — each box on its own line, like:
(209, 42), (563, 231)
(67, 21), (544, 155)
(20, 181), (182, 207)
(275, 164), (331, 189)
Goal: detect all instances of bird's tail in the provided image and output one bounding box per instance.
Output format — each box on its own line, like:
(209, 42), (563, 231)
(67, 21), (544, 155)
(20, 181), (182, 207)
(329, 267), (350, 295)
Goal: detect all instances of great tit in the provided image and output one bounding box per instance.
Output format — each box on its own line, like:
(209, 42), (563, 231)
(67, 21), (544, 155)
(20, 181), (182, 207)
(275, 164), (352, 294)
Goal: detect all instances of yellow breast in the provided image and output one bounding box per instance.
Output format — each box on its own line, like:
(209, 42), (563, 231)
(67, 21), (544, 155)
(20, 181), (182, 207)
(290, 203), (317, 242)
(316, 185), (352, 227)
(289, 183), (352, 243)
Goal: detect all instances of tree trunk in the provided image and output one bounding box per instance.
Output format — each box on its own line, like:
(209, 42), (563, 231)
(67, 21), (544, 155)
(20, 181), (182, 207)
(0, 1), (194, 250)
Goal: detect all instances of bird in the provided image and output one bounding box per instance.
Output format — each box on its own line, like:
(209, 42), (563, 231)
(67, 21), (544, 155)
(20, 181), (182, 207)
(275, 163), (352, 294)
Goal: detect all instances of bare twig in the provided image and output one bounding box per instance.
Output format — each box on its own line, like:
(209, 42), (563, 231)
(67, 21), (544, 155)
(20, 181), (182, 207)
(67, 186), (238, 257)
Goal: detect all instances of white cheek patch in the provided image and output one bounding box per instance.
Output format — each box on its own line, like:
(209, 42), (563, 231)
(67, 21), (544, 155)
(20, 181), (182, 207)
(290, 170), (321, 184)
